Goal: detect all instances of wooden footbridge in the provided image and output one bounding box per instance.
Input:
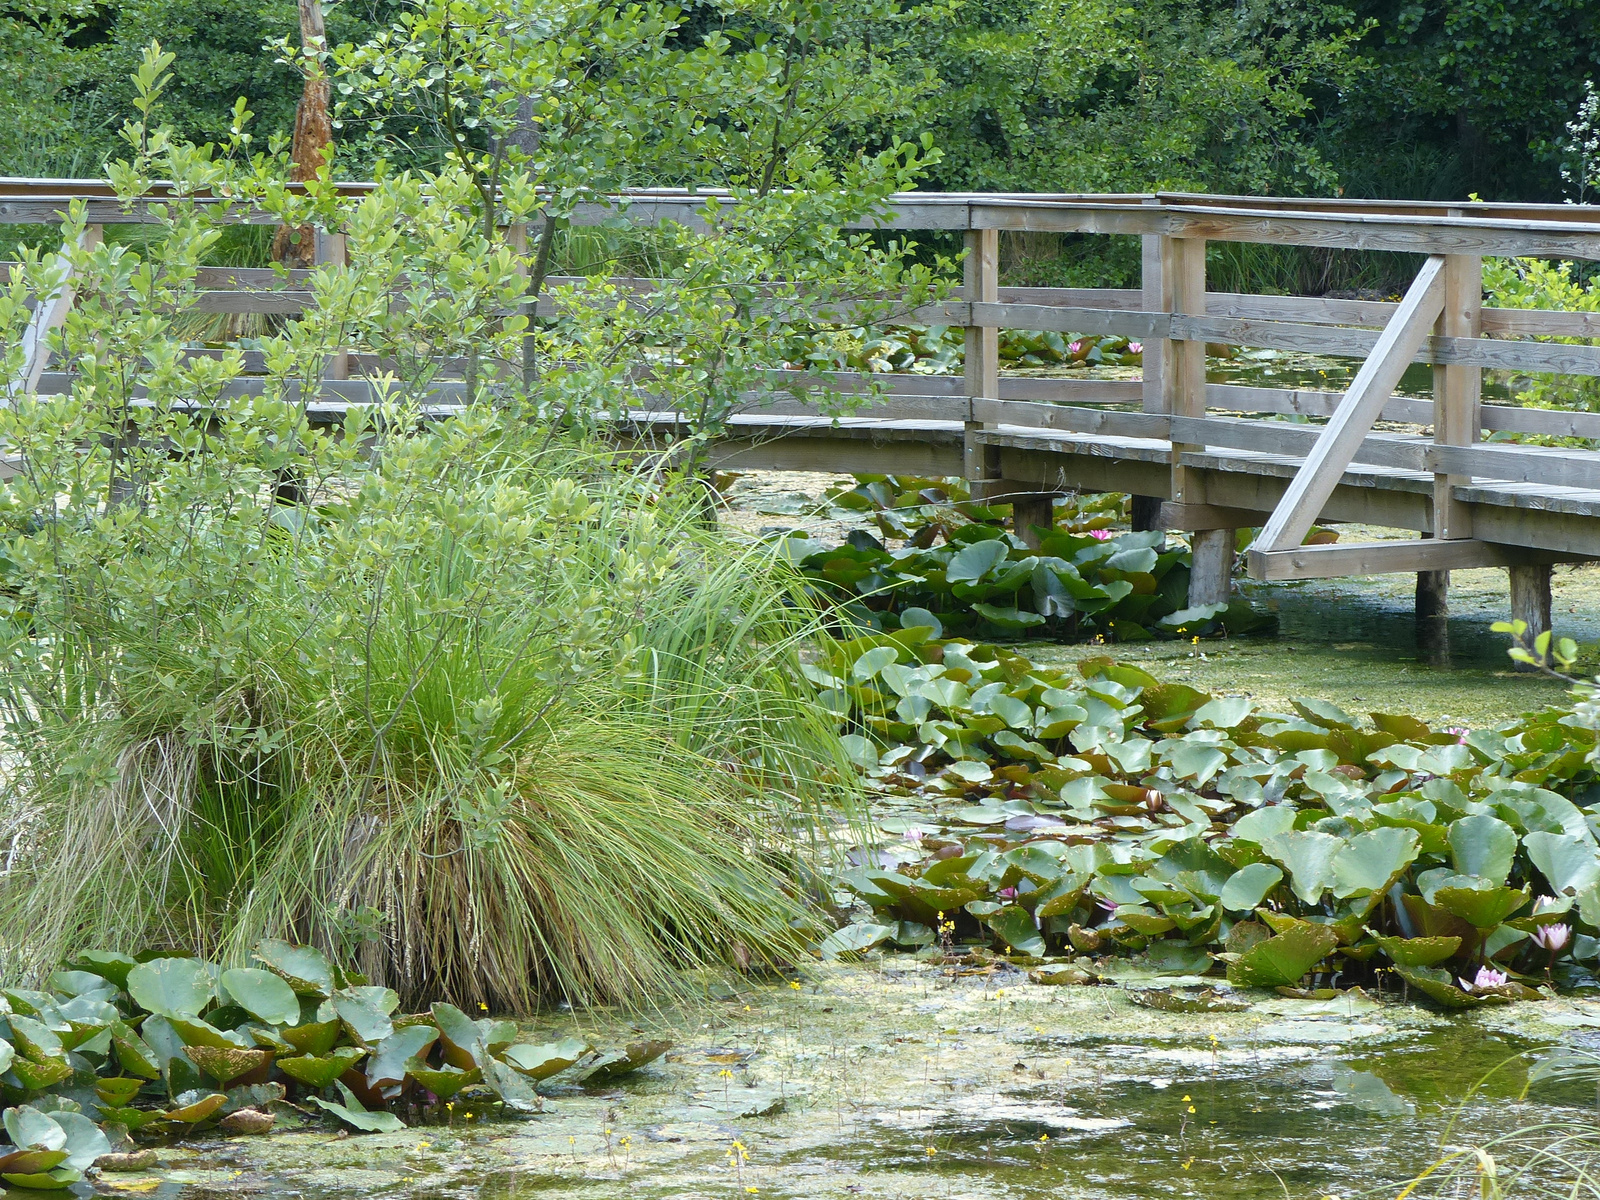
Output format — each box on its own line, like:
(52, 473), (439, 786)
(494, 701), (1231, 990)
(14, 179), (1600, 638)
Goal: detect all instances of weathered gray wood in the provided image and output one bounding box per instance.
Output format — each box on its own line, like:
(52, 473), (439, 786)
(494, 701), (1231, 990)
(972, 398), (1168, 439)
(1248, 537), (1555, 580)
(1168, 237), (1208, 507)
(1510, 563), (1553, 669)
(1189, 528), (1234, 605)
(963, 228), (1001, 484)
(1012, 492), (1056, 548)
(1433, 252), (1481, 540)
(1159, 501), (1268, 531)
(970, 301), (1168, 340)
(1253, 256), (1447, 555)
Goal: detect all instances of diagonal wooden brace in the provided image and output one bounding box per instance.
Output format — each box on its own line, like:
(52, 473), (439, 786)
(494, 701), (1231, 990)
(1245, 255), (1446, 578)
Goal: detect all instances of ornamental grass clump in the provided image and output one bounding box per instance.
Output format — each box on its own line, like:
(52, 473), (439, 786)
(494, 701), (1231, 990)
(0, 411), (848, 1009)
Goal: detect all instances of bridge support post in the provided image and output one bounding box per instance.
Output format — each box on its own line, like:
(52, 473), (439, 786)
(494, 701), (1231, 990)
(1012, 493), (1055, 549)
(962, 227), (1001, 490)
(1135, 207), (1169, 531)
(1189, 528), (1234, 607)
(1416, 568), (1450, 665)
(1510, 564), (1553, 669)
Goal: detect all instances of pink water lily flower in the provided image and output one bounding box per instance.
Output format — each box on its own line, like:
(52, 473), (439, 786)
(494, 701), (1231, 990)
(1088, 529), (1113, 540)
(1534, 923), (1572, 952)
(1127, 342), (1143, 354)
(1460, 966), (1508, 992)
(997, 886), (1018, 900)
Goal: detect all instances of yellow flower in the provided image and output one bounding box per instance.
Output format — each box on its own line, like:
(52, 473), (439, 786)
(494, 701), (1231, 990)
(1187, 1105), (1196, 1114)
(1038, 1134), (1050, 1143)
(925, 1146), (937, 1156)
(1181, 1095), (1191, 1102)
(789, 981), (802, 991)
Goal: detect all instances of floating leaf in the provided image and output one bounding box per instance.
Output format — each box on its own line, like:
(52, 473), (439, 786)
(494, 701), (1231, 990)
(576, 1040), (672, 1083)
(987, 905), (1046, 956)
(1524, 831), (1600, 898)
(1331, 827), (1420, 899)
(1448, 815), (1518, 886)
(1372, 934), (1462, 968)
(4, 1107), (66, 1152)
(1262, 831), (1344, 905)
(500, 1037), (591, 1081)
(403, 1059), (479, 1099)
(1433, 885), (1529, 931)
(1219, 863), (1284, 912)
(277, 1046), (365, 1089)
(163, 1091), (228, 1124)
(219, 968), (300, 1027)
(253, 940), (334, 998)
(1225, 921), (1338, 988)
(281, 1019), (342, 1057)
(309, 1081), (404, 1134)
(365, 1025), (439, 1090)
(126, 958), (214, 1019)
(185, 1046), (272, 1085)
(50, 1112), (110, 1172)
(818, 923), (895, 960)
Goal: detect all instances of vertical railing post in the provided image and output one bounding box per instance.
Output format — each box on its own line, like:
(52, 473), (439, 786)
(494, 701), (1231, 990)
(1133, 199), (1169, 532)
(1433, 247), (1480, 541)
(962, 225), (1000, 492)
(315, 228), (349, 380)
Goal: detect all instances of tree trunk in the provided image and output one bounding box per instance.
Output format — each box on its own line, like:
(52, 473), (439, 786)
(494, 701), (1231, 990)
(272, 0), (333, 269)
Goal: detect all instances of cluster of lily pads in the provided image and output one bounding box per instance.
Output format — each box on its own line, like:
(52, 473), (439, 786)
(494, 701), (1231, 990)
(817, 629), (1600, 1005)
(781, 523), (1269, 641)
(822, 476), (1122, 545)
(788, 325), (1146, 376)
(0, 940), (665, 1189)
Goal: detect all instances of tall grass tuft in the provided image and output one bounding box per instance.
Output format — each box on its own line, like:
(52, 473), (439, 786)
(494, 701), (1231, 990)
(0, 413), (852, 1009)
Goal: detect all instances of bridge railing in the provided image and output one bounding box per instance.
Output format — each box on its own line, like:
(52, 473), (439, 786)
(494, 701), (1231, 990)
(11, 181), (1600, 623)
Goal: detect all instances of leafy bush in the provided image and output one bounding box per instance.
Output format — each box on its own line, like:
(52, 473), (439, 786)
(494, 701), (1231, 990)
(820, 627), (1600, 1002)
(0, 939), (667, 1186)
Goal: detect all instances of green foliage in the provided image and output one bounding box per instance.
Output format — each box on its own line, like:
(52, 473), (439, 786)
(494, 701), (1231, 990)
(0, 938), (657, 1164)
(0, 85), (856, 1009)
(1483, 259), (1600, 418)
(824, 639), (1600, 999)
(782, 520), (1269, 641)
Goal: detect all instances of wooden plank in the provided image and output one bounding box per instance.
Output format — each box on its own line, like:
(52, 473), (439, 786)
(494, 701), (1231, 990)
(970, 301), (1168, 340)
(997, 287), (1142, 309)
(1159, 205), (1600, 262)
(1159, 501), (1270, 531)
(1169, 415), (1430, 471)
(1247, 538), (1560, 580)
(1432, 336), (1600, 376)
(1205, 381), (1600, 440)
(736, 394), (968, 421)
(1480, 308), (1600, 338)
(1253, 255), (1447, 553)
(1432, 442), (1600, 491)
(972, 398), (1169, 438)
(1203, 292), (1397, 327)
(1172, 313), (1379, 357)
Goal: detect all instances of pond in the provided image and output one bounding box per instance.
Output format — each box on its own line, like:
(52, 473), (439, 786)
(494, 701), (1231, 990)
(81, 964), (1600, 1200)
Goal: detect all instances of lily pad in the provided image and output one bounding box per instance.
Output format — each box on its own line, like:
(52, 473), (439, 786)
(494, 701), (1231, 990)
(1372, 934), (1462, 968)
(219, 968), (300, 1027)
(163, 1090), (228, 1124)
(365, 1025), (439, 1089)
(185, 1045), (273, 1085)
(403, 1059), (480, 1099)
(987, 905), (1046, 956)
(500, 1037), (591, 1081)
(1225, 921), (1338, 989)
(576, 1039), (673, 1083)
(277, 1046), (365, 1089)
(126, 957), (214, 1019)
(309, 1081), (405, 1133)
(281, 1019), (343, 1057)
(253, 939), (334, 998)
